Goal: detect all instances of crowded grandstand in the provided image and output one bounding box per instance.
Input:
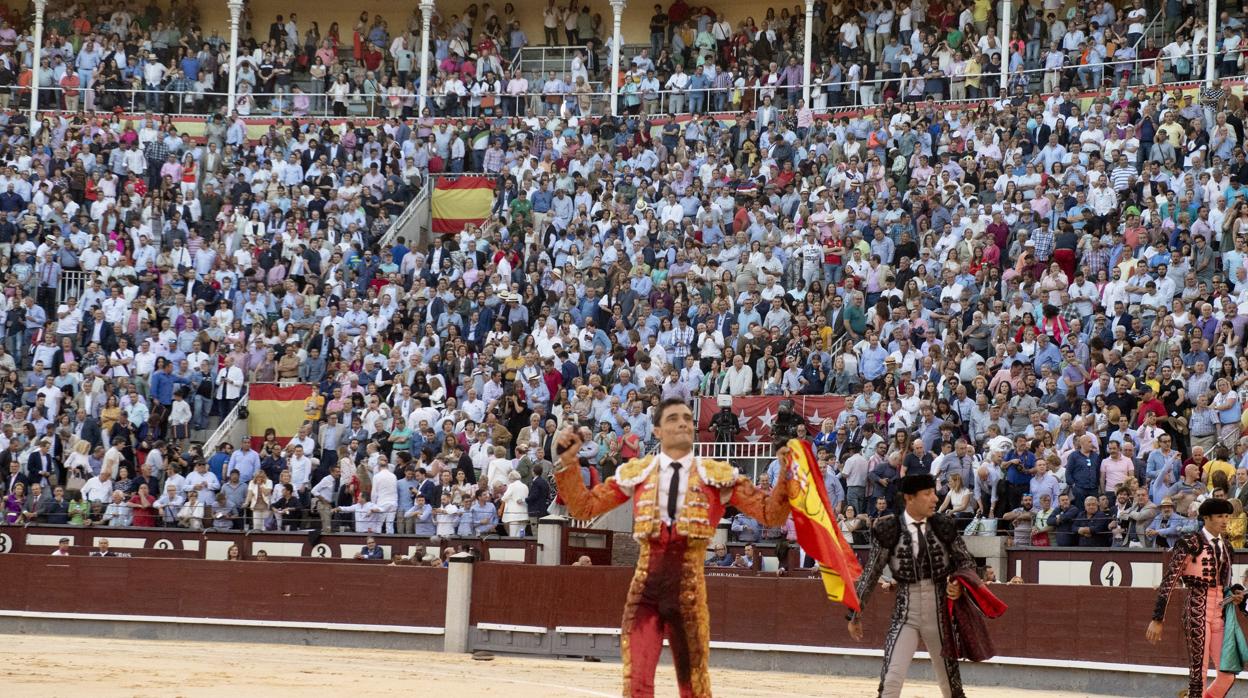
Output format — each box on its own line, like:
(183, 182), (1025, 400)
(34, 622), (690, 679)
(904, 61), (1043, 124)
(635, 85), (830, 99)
(0, 0), (1244, 561)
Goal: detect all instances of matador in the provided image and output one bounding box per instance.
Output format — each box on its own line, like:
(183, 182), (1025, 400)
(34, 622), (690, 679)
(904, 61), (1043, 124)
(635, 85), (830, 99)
(555, 398), (793, 697)
(1149, 497), (1241, 698)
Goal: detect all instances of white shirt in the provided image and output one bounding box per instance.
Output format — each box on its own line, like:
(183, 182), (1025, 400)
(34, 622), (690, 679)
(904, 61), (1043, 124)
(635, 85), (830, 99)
(217, 365), (244, 399)
(371, 466), (398, 510)
(721, 365), (753, 395)
(655, 452), (693, 525)
(184, 469), (220, 495)
(435, 503), (461, 535)
(902, 510), (930, 562)
(82, 476), (113, 504)
(1204, 527), (1225, 570)
(287, 455), (313, 489)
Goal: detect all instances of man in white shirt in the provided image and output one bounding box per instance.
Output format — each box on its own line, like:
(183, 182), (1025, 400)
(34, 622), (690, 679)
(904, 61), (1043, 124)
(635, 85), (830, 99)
(461, 388), (486, 424)
(286, 444), (313, 493)
(433, 491), (462, 536)
(82, 469), (114, 514)
(215, 356), (245, 414)
(184, 460), (220, 498)
(311, 464), (342, 533)
(664, 65), (689, 114)
(50, 537), (71, 556)
(719, 355), (754, 396)
(370, 459), (398, 534)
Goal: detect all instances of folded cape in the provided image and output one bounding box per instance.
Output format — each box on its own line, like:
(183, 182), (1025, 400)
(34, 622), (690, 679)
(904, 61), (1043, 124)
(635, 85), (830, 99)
(941, 569), (1008, 662)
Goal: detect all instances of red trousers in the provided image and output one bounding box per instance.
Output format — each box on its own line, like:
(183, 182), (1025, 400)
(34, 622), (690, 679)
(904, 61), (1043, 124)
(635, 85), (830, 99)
(1053, 248), (1076, 283)
(621, 526), (711, 698)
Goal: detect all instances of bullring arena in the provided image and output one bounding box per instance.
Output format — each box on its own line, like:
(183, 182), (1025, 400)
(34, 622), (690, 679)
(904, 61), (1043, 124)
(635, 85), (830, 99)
(0, 525), (1226, 697)
(4, 636), (1089, 697)
(5, 0), (1248, 694)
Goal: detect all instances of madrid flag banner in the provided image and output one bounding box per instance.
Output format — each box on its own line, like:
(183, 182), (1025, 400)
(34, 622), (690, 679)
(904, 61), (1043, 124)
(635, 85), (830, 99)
(786, 438), (862, 611)
(430, 176), (495, 234)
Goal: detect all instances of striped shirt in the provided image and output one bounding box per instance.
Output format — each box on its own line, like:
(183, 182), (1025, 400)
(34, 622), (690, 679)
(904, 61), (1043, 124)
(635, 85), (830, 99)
(1110, 165), (1136, 192)
(670, 325), (694, 360)
(1189, 407), (1217, 437)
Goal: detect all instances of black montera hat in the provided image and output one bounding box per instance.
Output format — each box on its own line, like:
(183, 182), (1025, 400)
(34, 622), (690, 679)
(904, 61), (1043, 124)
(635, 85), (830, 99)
(899, 474), (937, 496)
(1199, 498), (1234, 519)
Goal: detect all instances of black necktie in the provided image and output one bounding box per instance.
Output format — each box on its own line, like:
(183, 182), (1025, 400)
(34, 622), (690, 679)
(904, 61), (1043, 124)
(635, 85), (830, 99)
(1214, 537), (1224, 574)
(914, 520), (929, 577)
(667, 461), (682, 523)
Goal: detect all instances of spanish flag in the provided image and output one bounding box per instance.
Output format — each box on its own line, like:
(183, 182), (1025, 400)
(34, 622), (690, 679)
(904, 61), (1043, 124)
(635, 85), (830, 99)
(247, 383), (315, 449)
(431, 176), (495, 234)
(786, 438), (862, 611)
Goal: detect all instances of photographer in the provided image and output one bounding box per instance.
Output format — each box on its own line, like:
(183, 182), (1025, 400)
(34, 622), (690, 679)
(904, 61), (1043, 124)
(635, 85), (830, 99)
(772, 399), (804, 445)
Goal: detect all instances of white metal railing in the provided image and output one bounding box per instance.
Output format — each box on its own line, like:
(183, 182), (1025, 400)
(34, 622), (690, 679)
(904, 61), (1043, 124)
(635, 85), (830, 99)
(1138, 8), (1166, 50)
(510, 44), (594, 78)
(378, 177), (432, 250)
(693, 441), (778, 483)
(18, 50), (1237, 124)
(56, 269), (91, 304)
(202, 393), (247, 453)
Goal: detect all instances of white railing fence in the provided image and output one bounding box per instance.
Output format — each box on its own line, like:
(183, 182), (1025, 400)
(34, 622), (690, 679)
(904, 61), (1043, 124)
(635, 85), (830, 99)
(18, 50), (1240, 125)
(693, 441), (779, 484)
(378, 176), (432, 250)
(202, 393), (248, 454)
(56, 269), (91, 305)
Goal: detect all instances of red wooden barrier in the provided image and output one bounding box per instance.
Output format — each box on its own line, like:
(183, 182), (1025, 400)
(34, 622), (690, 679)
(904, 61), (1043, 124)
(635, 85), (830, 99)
(0, 553), (447, 628)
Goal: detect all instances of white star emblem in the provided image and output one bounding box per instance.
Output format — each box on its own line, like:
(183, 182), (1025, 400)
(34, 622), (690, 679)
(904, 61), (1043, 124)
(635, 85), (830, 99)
(757, 407), (777, 430)
(744, 430), (764, 443)
(806, 409), (823, 425)
(737, 410), (751, 427)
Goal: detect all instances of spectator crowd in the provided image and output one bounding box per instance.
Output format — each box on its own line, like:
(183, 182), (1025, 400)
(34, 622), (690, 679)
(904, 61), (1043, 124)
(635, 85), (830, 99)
(0, 0), (1247, 561)
(6, 0), (1247, 118)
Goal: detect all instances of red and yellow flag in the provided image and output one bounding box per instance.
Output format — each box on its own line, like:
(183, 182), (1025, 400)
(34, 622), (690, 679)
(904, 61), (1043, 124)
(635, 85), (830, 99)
(247, 383), (314, 449)
(430, 176), (495, 234)
(786, 438), (862, 611)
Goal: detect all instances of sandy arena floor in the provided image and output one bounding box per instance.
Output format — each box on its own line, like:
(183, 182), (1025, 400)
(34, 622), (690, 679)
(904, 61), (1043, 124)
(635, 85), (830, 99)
(0, 635), (1102, 697)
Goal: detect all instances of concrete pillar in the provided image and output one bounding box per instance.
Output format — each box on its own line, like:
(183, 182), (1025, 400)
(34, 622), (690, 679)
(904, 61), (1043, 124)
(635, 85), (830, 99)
(1206, 0), (1218, 87)
(999, 0), (1012, 92)
(962, 535), (1007, 581)
(536, 515), (566, 566)
(444, 551), (475, 653)
(609, 0), (625, 117)
(713, 518), (730, 549)
(28, 0), (46, 133)
(418, 0), (435, 113)
(226, 0), (243, 116)
(802, 0), (815, 104)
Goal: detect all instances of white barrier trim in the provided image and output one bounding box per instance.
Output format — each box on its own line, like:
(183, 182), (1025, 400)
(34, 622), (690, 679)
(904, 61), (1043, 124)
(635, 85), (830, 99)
(706, 640), (1226, 677)
(477, 622), (548, 634)
(554, 626), (621, 635)
(0, 610), (443, 635)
